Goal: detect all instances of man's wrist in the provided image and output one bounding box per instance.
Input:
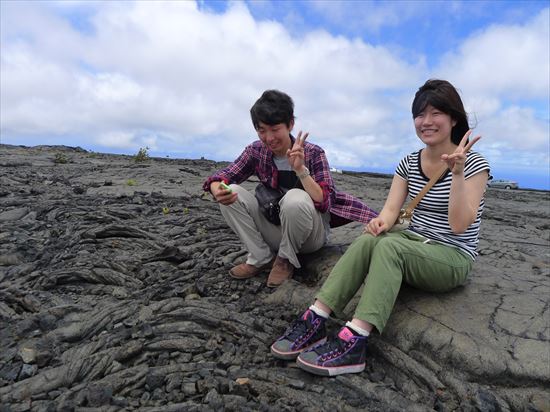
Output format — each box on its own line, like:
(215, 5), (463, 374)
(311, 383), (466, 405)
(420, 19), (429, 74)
(210, 181), (221, 192)
(296, 166), (310, 179)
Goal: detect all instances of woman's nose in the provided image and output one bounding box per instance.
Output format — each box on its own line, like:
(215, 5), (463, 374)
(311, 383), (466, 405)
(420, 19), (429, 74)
(421, 113), (432, 125)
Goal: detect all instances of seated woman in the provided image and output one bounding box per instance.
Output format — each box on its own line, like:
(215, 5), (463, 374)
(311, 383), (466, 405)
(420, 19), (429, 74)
(270, 79), (491, 376)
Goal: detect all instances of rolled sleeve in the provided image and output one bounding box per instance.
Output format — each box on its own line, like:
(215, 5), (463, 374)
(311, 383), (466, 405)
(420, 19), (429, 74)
(307, 145), (335, 213)
(202, 144), (257, 193)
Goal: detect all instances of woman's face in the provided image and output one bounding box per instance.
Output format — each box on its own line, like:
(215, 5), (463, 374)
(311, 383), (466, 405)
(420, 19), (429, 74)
(414, 104), (456, 147)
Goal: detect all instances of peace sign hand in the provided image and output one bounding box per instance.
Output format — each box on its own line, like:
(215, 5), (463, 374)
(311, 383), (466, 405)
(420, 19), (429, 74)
(287, 130), (309, 172)
(441, 130), (481, 175)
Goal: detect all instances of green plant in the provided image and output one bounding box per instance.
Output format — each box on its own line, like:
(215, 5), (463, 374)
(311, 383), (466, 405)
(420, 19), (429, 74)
(162, 207), (170, 215)
(126, 179), (137, 186)
(134, 147), (150, 162)
(183, 207), (189, 215)
(54, 153), (68, 164)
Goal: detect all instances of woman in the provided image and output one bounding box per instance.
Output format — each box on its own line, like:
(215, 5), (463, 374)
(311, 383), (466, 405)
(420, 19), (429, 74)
(270, 79), (490, 376)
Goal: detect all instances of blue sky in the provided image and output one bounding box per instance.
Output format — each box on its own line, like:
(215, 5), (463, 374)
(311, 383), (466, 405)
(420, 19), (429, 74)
(1, 0), (549, 189)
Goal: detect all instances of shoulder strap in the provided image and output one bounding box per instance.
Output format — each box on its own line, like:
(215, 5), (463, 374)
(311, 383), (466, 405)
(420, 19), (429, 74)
(404, 164), (448, 214)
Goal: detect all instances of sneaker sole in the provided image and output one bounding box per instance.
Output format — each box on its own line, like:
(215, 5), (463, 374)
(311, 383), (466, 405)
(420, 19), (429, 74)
(270, 337), (327, 360)
(296, 356), (365, 376)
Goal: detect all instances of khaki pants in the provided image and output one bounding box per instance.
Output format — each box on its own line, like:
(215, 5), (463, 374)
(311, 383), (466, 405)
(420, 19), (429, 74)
(219, 184), (327, 268)
(316, 231), (472, 333)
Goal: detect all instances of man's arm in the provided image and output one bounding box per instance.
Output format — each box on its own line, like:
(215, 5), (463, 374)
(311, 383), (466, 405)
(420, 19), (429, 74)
(202, 144), (257, 194)
(290, 137), (335, 213)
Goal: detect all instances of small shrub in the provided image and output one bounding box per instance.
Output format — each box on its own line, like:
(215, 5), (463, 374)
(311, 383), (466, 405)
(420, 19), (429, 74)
(134, 147), (150, 163)
(126, 179), (137, 186)
(162, 207), (170, 215)
(183, 207), (189, 215)
(54, 153), (68, 164)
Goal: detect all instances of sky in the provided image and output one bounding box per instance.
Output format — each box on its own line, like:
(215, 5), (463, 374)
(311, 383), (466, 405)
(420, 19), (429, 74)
(1, 0), (549, 190)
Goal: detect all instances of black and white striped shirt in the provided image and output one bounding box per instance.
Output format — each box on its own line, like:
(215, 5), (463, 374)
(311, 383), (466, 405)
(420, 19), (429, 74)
(395, 150), (490, 260)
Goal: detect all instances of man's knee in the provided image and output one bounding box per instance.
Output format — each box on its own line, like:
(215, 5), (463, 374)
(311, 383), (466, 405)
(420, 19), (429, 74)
(219, 184), (255, 213)
(280, 188), (312, 208)
(279, 189), (314, 219)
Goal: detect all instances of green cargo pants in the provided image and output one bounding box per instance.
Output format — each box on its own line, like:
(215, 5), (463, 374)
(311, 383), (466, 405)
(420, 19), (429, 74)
(316, 231), (473, 333)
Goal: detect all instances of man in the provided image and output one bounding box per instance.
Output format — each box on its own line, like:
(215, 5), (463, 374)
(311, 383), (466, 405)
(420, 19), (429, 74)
(203, 90), (377, 287)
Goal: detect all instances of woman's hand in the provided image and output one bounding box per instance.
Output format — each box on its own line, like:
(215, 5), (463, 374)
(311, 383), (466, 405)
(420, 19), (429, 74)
(210, 182), (238, 205)
(287, 131), (309, 172)
(441, 130), (481, 174)
(364, 217), (389, 236)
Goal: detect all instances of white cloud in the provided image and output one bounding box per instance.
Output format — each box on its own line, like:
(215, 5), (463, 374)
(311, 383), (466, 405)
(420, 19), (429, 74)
(437, 9), (549, 100)
(1, 0), (422, 162)
(0, 1), (548, 187)
(435, 9), (549, 158)
(478, 106), (548, 151)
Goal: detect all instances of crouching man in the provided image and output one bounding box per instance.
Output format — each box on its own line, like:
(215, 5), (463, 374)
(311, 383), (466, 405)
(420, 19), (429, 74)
(203, 90), (377, 287)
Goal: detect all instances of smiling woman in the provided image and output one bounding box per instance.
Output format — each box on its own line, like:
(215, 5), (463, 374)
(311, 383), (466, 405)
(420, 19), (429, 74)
(271, 79), (491, 377)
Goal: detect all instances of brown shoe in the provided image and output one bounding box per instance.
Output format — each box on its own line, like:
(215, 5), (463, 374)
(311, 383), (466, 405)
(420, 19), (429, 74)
(267, 256), (294, 288)
(229, 260), (273, 279)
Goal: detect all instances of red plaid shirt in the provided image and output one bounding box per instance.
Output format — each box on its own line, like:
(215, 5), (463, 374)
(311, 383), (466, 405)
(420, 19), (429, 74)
(203, 138), (378, 227)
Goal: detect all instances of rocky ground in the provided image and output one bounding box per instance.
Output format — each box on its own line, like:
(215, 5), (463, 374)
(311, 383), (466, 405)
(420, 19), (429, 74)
(0, 144), (548, 412)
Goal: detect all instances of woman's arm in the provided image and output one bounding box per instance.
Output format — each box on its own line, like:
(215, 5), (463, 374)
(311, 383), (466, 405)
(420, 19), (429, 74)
(366, 175), (408, 236)
(448, 171), (488, 233)
(441, 130), (487, 234)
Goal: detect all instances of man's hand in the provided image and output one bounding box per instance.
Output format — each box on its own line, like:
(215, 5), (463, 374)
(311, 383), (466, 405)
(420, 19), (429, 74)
(287, 130), (309, 172)
(210, 182), (238, 205)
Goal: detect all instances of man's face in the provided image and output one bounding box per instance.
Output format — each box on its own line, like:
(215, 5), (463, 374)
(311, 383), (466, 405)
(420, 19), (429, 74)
(256, 121), (293, 157)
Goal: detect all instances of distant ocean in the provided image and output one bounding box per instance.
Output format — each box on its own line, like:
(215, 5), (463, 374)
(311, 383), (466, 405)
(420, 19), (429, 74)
(343, 166), (549, 191)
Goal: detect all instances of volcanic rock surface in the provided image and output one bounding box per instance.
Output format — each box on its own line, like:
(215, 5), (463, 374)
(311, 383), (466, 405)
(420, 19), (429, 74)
(0, 144), (548, 411)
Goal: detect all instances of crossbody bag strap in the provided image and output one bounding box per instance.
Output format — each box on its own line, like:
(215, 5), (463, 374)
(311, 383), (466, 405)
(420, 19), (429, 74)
(403, 164), (449, 214)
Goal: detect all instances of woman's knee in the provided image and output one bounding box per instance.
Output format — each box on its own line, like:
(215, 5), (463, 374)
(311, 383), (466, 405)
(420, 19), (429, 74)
(350, 232), (392, 251)
(372, 234), (405, 253)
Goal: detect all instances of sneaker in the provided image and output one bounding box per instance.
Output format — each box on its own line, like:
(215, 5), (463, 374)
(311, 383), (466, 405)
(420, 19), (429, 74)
(270, 309), (327, 360)
(229, 259), (273, 279)
(267, 256), (294, 287)
(296, 326), (367, 376)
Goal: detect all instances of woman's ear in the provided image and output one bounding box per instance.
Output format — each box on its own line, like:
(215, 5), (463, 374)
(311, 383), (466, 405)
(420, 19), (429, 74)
(452, 119), (457, 127)
(289, 119), (294, 132)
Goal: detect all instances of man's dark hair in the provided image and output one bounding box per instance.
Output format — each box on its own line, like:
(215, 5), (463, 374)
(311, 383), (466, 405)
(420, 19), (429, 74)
(412, 79), (469, 145)
(250, 90), (295, 129)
